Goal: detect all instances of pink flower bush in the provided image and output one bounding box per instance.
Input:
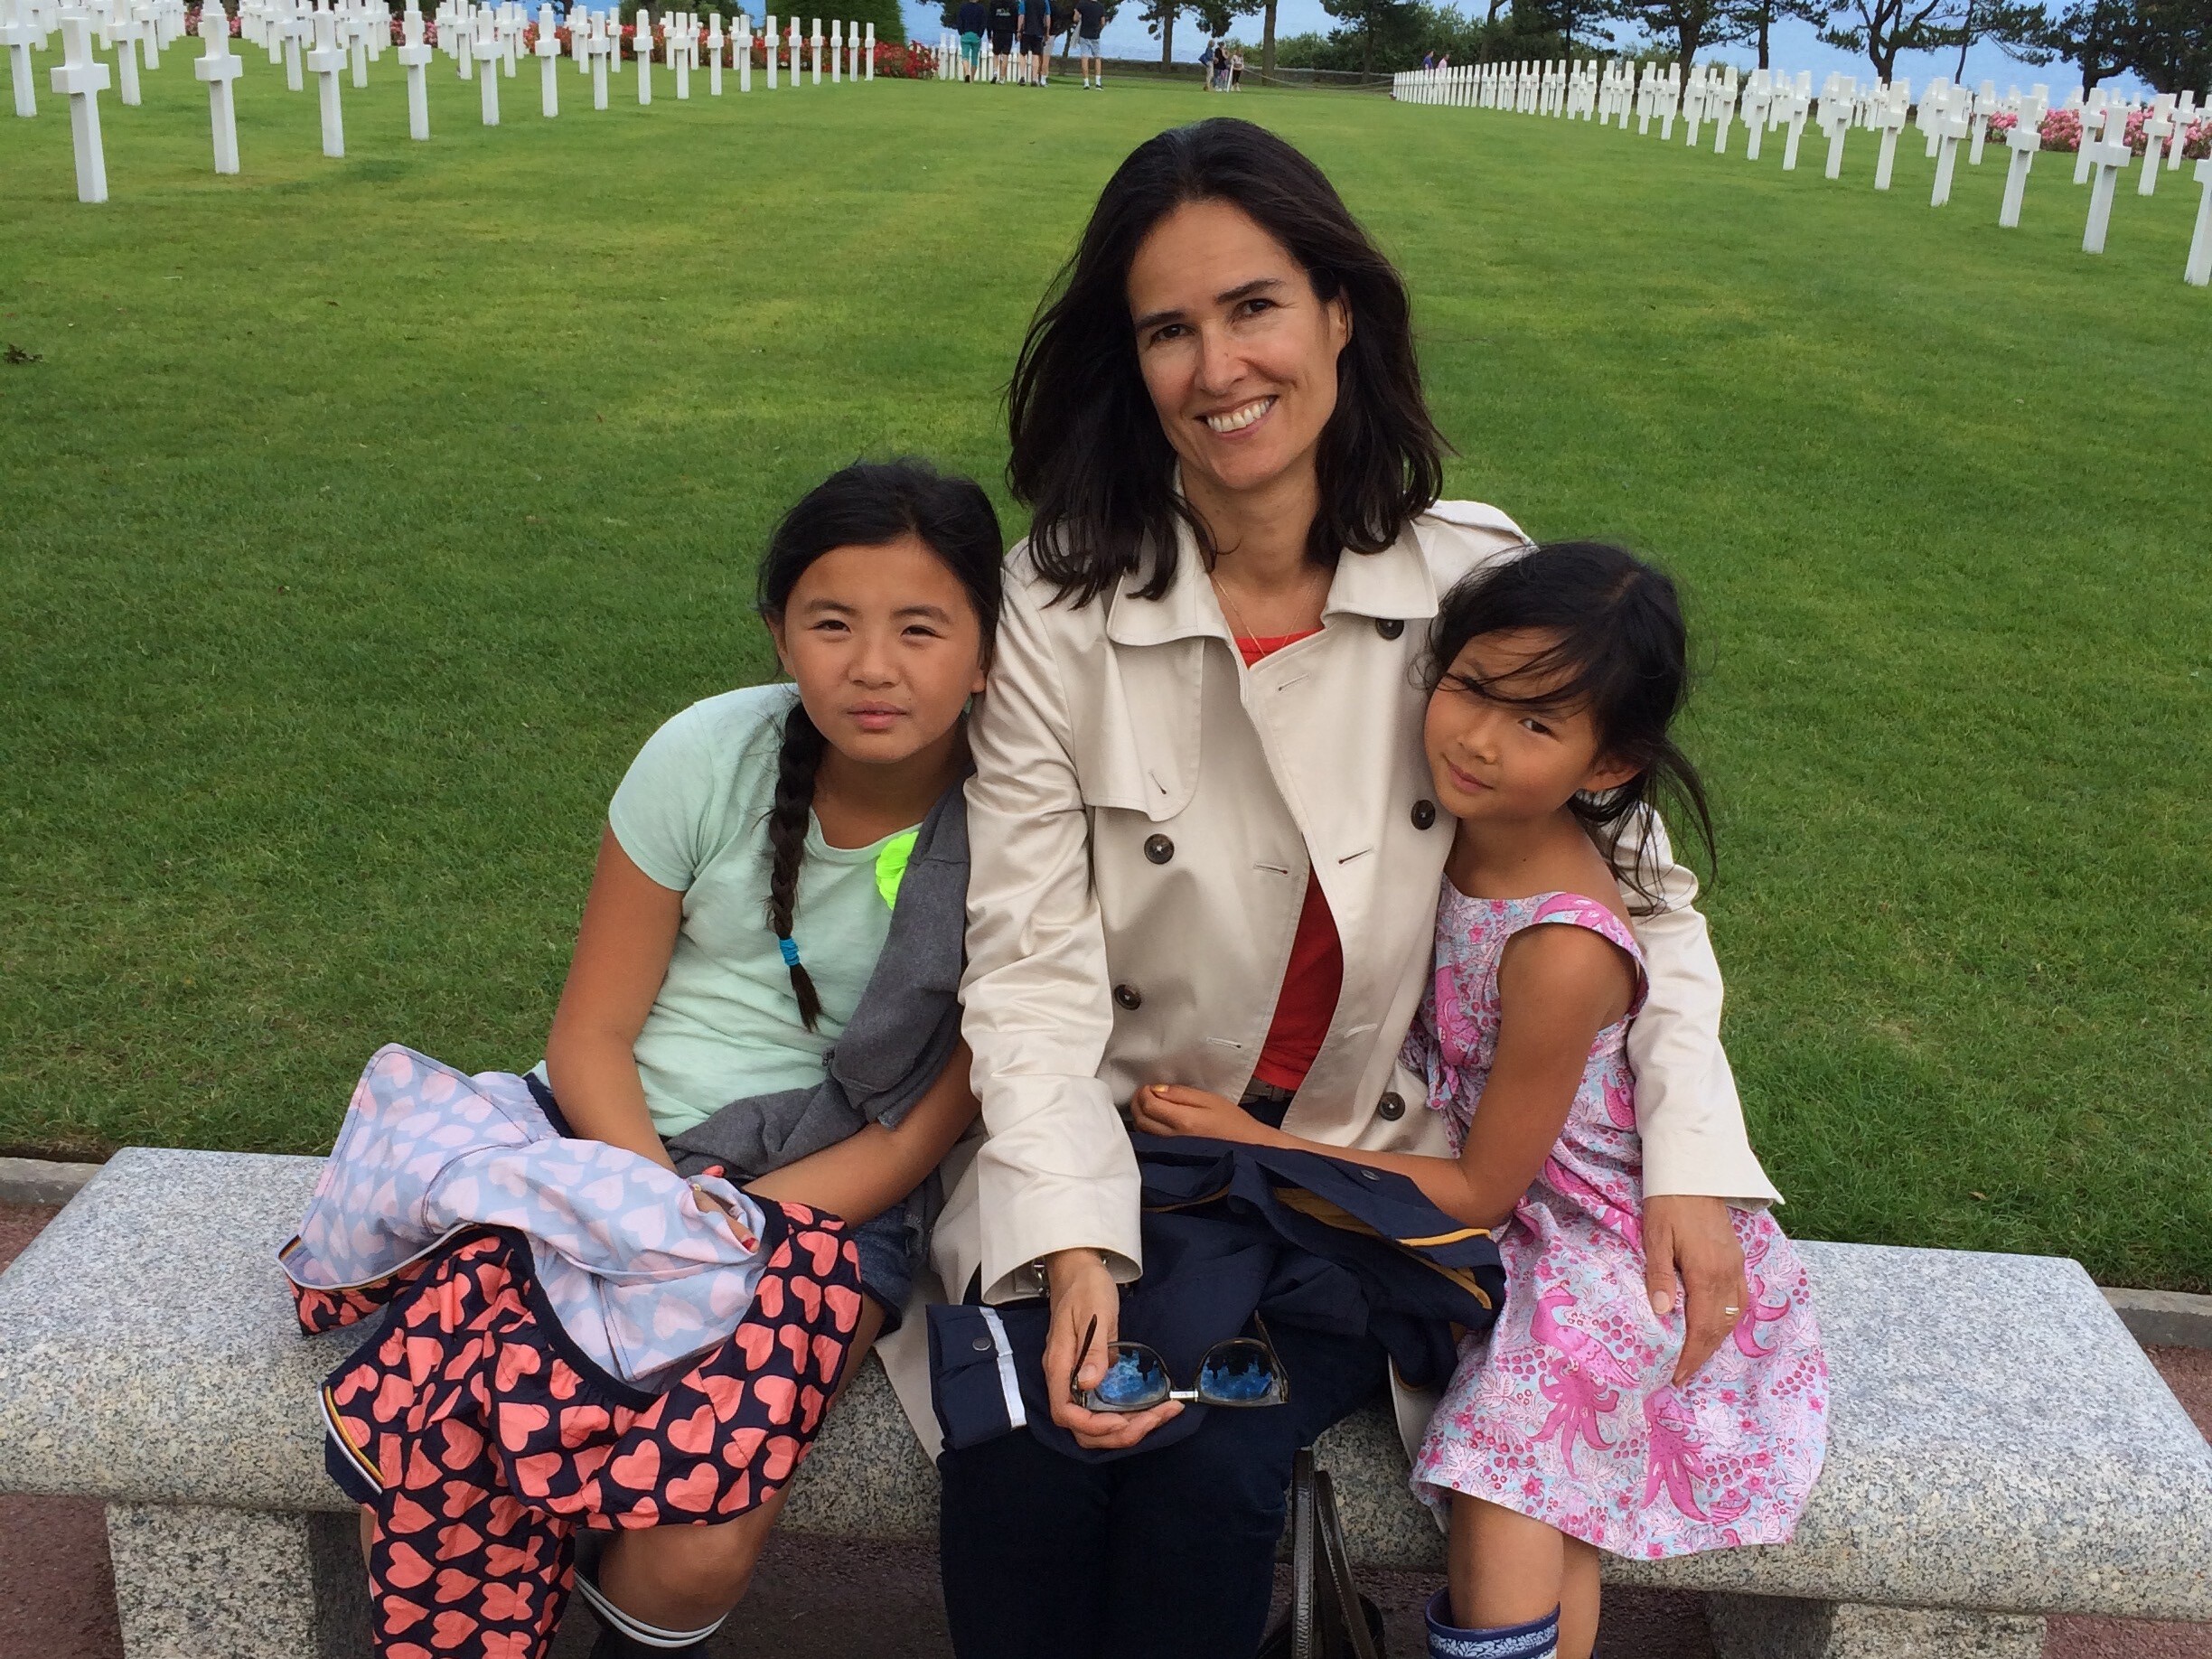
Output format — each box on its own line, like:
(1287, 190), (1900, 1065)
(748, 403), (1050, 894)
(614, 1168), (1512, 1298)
(2039, 106), (2081, 153)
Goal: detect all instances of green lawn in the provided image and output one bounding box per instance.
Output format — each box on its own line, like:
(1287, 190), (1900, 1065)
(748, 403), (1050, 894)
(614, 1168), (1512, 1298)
(2, 64), (2207, 1289)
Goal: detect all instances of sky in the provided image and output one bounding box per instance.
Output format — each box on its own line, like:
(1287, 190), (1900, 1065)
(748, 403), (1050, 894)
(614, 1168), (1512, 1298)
(899, 1), (2156, 99)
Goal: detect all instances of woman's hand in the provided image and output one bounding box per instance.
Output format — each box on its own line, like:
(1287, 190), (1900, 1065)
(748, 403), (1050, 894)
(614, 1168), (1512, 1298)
(1042, 1249), (1181, 1451)
(1129, 1083), (1277, 1144)
(1644, 1195), (1749, 1385)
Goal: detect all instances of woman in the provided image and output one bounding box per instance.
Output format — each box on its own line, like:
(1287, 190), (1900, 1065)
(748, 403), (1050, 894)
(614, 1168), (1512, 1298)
(932, 118), (1780, 1657)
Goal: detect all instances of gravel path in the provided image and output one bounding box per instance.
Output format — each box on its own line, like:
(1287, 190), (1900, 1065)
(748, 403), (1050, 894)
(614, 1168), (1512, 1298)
(1, 1201), (2204, 1659)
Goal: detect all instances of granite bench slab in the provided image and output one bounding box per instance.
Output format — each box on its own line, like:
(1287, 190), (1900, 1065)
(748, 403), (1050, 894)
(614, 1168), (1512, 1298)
(2, 1148), (2207, 1659)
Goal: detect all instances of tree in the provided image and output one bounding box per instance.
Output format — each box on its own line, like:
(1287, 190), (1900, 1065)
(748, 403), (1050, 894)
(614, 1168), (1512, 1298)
(1319, 0), (1420, 71)
(1944, 0), (2046, 77)
(1139, 0), (1180, 62)
(2030, 0), (2128, 88)
(2115, 0), (2210, 91)
(1815, 0), (1960, 82)
(1613, 0), (1729, 66)
(1717, 0), (1831, 68)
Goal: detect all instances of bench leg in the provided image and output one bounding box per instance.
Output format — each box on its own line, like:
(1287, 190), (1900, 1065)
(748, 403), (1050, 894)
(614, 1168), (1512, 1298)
(106, 1504), (370, 1659)
(1707, 1594), (2045, 1658)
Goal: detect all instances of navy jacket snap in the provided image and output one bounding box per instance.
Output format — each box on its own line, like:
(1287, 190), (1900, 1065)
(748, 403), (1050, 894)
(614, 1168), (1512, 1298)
(930, 1136), (1504, 1462)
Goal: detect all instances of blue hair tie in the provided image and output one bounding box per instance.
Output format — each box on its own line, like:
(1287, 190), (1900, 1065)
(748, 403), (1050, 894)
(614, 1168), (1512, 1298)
(778, 935), (801, 968)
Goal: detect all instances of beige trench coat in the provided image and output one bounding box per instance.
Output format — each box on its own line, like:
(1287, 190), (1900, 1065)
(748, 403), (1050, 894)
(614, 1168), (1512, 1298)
(876, 501), (1779, 1447)
(941, 498), (1780, 1304)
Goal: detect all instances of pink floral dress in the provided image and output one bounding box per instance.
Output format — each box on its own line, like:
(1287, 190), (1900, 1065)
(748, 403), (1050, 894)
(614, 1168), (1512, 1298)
(1408, 886), (1828, 1559)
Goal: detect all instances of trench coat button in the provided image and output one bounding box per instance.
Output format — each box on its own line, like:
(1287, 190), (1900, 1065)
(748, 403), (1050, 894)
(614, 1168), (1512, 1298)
(1411, 800), (1438, 830)
(1376, 617), (1405, 640)
(1377, 1092), (1405, 1121)
(971, 1336), (995, 1353)
(1113, 984), (1143, 1011)
(1144, 834), (1175, 865)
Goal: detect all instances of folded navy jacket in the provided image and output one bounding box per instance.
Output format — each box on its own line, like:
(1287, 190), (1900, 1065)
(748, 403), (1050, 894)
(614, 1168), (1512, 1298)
(930, 1134), (1505, 1461)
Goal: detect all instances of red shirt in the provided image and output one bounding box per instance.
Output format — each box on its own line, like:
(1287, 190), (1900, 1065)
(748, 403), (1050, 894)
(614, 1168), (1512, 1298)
(1235, 633), (1344, 1092)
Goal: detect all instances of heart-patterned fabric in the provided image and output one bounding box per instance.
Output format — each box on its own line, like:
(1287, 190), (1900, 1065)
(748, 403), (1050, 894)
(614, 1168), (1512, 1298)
(293, 1204), (862, 1659)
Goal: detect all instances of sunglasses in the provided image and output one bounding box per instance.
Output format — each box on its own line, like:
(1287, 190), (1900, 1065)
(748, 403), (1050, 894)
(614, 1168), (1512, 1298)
(1069, 1316), (1290, 1412)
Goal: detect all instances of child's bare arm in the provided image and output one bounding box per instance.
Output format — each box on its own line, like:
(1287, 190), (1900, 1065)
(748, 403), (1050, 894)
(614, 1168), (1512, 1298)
(745, 1042), (980, 1225)
(544, 827), (684, 1172)
(1133, 928), (1630, 1231)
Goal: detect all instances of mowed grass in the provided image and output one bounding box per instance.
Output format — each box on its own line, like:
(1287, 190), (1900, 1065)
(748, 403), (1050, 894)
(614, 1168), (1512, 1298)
(2, 65), (2207, 1288)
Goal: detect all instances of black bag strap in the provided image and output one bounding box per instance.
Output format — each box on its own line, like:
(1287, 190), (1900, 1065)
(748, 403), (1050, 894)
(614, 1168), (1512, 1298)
(1289, 1448), (1319, 1659)
(1312, 1465), (1382, 1659)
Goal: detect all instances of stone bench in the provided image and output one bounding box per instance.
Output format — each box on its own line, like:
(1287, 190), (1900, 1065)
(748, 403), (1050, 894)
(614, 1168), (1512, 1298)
(1, 1148), (2207, 1658)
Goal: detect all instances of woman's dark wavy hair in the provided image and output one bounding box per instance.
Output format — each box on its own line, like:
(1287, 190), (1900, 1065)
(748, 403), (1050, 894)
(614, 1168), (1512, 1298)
(1008, 118), (1448, 606)
(754, 458), (1003, 1028)
(1425, 541), (1716, 913)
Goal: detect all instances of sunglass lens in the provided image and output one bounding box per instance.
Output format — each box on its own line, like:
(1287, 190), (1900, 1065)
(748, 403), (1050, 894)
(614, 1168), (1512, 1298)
(1090, 1346), (1169, 1410)
(1197, 1340), (1280, 1403)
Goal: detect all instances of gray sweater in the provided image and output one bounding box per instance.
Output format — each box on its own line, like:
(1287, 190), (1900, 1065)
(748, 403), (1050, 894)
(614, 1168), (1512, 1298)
(665, 777), (968, 1233)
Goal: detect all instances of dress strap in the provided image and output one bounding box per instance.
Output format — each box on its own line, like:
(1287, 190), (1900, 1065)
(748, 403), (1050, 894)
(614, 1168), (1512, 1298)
(1519, 893), (1647, 1019)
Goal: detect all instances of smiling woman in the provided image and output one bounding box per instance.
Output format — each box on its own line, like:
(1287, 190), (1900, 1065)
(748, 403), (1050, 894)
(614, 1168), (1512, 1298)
(928, 118), (1784, 1659)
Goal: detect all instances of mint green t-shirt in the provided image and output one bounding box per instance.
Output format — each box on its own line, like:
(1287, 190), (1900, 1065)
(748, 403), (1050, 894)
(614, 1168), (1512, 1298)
(604, 683), (912, 1137)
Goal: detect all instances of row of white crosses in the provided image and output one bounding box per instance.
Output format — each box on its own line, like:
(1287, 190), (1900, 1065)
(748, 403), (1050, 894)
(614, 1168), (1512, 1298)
(6, 0), (885, 202)
(1391, 53), (2212, 286)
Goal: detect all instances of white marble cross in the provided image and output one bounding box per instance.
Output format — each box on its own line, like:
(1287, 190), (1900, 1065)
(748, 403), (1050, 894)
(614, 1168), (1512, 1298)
(1780, 73), (1812, 170)
(2074, 88), (2106, 183)
(2080, 104), (2132, 253)
(782, 12), (793, 84)
(586, 8), (610, 105)
(531, 0), (554, 111)
(340, 0), (362, 86)
(131, 0), (156, 67)
(633, 5), (648, 98)
(4, 0), (39, 117)
(827, 14), (837, 80)
(110, 3), (143, 104)
(306, 0), (344, 155)
(1969, 79), (1998, 164)
(194, 0), (241, 172)
(1819, 84), (1852, 178)
(705, 7), (721, 90)
(668, 6), (685, 97)
(736, 10), (748, 89)
(1872, 81), (1910, 190)
(2169, 89), (2196, 173)
(2186, 157), (2211, 286)
(1930, 92), (1970, 205)
(1998, 104), (2041, 227)
(807, 12), (817, 82)
(1743, 70), (1772, 160)
(396, 0), (430, 135)
(2139, 107), (2173, 196)
(761, 6), (771, 84)
(50, 9), (111, 201)
(1711, 66), (1737, 154)
(471, 3), (497, 117)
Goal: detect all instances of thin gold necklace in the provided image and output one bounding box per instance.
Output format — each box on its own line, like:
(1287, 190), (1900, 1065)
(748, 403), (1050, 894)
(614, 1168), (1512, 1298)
(1209, 562), (1327, 642)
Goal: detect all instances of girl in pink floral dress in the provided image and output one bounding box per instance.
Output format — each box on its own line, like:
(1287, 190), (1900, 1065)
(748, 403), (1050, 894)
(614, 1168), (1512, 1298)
(1139, 541), (1826, 1659)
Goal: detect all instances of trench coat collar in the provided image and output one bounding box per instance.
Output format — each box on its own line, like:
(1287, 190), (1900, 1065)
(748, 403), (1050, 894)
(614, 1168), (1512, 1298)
(1102, 498), (1443, 650)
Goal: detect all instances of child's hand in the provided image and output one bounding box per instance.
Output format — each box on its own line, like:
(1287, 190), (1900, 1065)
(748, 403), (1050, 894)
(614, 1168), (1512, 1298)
(1129, 1083), (1276, 1145)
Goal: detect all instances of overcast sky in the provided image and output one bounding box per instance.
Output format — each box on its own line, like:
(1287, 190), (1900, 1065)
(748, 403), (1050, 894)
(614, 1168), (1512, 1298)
(901, 1), (2150, 98)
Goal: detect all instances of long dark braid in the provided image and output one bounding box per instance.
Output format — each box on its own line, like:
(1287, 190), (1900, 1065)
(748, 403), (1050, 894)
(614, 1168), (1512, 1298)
(764, 700), (830, 1031)
(751, 459), (1005, 1034)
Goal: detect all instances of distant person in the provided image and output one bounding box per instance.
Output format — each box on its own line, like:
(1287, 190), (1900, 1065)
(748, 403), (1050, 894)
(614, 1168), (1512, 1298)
(985, 0), (1016, 79)
(1422, 49), (1434, 70)
(957, 0), (985, 78)
(1073, 0), (1102, 86)
(1018, 0), (1046, 84)
(1230, 46), (1243, 89)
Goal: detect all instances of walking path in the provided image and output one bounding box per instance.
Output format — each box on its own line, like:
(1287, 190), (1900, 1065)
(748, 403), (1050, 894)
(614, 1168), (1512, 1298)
(1, 1201), (2205, 1658)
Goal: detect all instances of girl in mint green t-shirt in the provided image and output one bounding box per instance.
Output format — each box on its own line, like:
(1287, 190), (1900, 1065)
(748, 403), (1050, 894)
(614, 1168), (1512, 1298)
(540, 459), (1001, 1656)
